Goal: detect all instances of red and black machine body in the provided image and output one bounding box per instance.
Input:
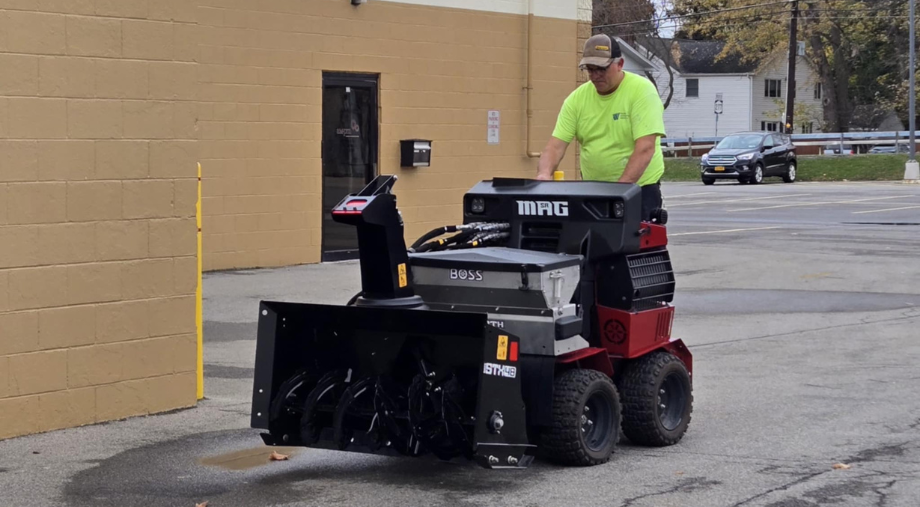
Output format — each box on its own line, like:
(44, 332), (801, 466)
(251, 176), (693, 469)
(460, 179), (692, 429)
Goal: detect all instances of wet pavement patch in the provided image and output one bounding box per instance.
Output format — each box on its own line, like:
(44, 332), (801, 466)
(61, 429), (308, 507)
(199, 446), (301, 471)
(60, 428), (530, 507)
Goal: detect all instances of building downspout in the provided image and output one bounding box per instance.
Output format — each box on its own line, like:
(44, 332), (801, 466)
(525, 0), (541, 158)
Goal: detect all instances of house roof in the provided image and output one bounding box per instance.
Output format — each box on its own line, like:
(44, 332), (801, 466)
(640, 38), (760, 75)
(613, 36), (656, 71)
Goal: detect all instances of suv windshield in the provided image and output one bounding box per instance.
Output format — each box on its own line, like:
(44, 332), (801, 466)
(716, 135), (763, 150)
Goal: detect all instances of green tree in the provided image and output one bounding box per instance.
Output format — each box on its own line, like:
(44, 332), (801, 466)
(671, 0), (909, 132)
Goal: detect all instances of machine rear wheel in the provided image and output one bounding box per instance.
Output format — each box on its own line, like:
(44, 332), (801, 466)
(543, 369), (621, 466)
(619, 352), (692, 446)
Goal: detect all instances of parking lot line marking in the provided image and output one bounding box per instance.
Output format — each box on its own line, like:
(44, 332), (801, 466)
(729, 195), (906, 212)
(852, 205), (920, 215)
(668, 194), (811, 207)
(670, 226), (781, 236)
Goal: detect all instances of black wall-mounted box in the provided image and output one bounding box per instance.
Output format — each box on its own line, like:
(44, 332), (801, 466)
(400, 139), (432, 168)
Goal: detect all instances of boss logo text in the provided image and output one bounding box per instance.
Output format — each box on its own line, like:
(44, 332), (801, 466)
(450, 269), (483, 281)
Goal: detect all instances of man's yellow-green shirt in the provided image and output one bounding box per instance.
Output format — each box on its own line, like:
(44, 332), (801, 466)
(552, 71), (666, 186)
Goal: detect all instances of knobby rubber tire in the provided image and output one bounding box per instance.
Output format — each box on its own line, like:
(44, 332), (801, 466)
(619, 352), (693, 447)
(543, 369), (621, 466)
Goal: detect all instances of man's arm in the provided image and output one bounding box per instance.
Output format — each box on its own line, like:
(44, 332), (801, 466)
(618, 134), (657, 183)
(535, 137), (570, 180)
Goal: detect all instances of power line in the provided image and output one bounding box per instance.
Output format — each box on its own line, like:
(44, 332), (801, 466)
(813, 14), (908, 19)
(592, 0), (790, 30)
(595, 9), (792, 33)
(596, 8), (908, 39)
(596, 15), (790, 38)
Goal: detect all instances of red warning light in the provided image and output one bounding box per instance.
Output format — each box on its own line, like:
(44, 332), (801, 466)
(332, 199), (369, 215)
(509, 341), (518, 362)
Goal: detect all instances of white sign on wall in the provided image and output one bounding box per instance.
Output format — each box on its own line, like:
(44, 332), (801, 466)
(488, 110), (500, 144)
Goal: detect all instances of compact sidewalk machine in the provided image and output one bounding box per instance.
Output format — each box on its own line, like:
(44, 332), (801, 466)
(251, 176), (692, 469)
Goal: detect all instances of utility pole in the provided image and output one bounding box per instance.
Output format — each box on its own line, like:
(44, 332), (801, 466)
(905, 0), (919, 181)
(784, 0), (799, 135)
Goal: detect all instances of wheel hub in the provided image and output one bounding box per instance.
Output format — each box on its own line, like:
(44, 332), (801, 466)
(657, 372), (688, 431)
(582, 393), (612, 451)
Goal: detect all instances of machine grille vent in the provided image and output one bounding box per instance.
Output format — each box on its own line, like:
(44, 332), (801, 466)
(626, 251), (675, 311)
(521, 222), (561, 252)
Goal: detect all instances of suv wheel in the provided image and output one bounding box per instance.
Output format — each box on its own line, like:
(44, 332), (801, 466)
(750, 164), (764, 184)
(783, 161), (797, 183)
(702, 177), (714, 185)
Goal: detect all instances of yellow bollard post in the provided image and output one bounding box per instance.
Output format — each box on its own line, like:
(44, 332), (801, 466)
(196, 162), (204, 400)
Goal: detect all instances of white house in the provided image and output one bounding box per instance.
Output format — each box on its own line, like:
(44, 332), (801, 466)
(614, 37), (825, 138)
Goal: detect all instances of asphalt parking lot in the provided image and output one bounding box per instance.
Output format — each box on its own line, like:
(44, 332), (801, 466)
(1, 180), (919, 507)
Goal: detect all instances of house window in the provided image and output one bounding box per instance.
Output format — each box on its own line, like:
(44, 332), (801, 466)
(814, 83), (822, 100)
(686, 79), (699, 98)
(761, 121), (781, 132)
(801, 122), (814, 134)
(765, 79), (782, 98)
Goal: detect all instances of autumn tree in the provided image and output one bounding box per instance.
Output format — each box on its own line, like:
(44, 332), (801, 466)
(671, 0), (910, 132)
(593, 0), (680, 109)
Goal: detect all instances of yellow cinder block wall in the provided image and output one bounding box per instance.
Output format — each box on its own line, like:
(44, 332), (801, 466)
(198, 0), (582, 270)
(0, 0), (199, 440)
(0, 0), (587, 440)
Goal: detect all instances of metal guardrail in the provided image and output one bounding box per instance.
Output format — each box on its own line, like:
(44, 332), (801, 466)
(661, 131), (916, 155)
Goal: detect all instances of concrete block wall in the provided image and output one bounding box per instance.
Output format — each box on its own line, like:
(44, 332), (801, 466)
(0, 0), (199, 440)
(197, 0), (581, 269)
(0, 0), (586, 439)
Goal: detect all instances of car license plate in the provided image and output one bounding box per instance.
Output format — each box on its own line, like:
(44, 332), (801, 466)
(714, 166), (725, 172)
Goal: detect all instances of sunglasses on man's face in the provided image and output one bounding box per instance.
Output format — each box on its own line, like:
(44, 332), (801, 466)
(584, 65), (610, 73)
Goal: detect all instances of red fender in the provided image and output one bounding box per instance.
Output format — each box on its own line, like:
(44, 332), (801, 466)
(555, 347), (613, 378)
(660, 338), (693, 379)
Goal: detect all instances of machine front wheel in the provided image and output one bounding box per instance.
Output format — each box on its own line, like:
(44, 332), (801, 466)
(619, 352), (692, 446)
(543, 369), (621, 466)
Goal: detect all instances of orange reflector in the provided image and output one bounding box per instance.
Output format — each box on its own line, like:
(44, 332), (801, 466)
(509, 341), (518, 362)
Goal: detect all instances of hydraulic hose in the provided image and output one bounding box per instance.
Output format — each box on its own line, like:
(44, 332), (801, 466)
(410, 226), (458, 251)
(411, 223), (511, 253)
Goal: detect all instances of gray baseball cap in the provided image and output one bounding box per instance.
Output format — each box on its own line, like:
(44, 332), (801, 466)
(579, 34), (622, 68)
